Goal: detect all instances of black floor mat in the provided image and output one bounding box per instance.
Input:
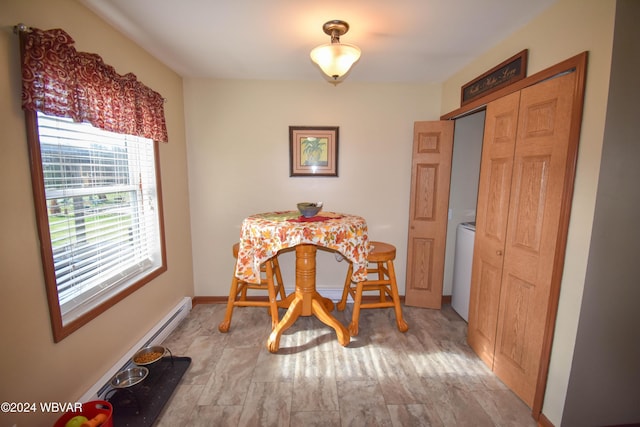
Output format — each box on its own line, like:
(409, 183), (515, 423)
(107, 356), (191, 427)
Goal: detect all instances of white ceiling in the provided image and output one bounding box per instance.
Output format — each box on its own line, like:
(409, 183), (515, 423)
(80, 0), (558, 84)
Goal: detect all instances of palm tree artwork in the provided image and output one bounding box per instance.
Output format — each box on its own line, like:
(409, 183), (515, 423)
(300, 137), (328, 166)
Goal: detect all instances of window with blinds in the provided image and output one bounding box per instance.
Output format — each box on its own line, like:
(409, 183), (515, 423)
(35, 112), (165, 332)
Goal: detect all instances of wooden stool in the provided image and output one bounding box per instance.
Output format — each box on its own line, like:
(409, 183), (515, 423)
(218, 243), (286, 332)
(337, 241), (409, 336)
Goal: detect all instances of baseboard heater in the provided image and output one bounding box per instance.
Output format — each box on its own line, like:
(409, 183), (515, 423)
(79, 297), (192, 402)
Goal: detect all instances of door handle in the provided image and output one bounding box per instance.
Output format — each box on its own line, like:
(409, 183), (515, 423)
(496, 250), (503, 256)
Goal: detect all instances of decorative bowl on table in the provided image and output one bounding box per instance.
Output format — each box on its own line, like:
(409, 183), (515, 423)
(297, 202), (323, 218)
(132, 345), (166, 365)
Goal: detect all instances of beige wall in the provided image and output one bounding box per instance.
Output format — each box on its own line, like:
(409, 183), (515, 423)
(440, 0), (616, 424)
(184, 79), (441, 299)
(0, 1), (193, 426)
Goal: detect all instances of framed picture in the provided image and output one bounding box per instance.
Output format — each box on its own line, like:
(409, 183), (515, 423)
(289, 126), (339, 177)
(461, 49), (528, 106)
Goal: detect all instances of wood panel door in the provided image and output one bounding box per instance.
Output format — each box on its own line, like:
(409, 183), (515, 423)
(405, 121), (454, 309)
(468, 71), (577, 407)
(492, 71), (577, 405)
(467, 91), (521, 366)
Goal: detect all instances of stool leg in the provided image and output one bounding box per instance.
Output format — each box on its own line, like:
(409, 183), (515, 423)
(264, 261), (280, 330)
(240, 280), (249, 301)
(387, 259), (409, 333)
(272, 257), (287, 300)
(377, 261), (387, 303)
(348, 280), (365, 336)
(337, 264), (353, 311)
(218, 274), (240, 333)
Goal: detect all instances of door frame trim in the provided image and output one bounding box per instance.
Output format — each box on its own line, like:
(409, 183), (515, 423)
(440, 51), (588, 420)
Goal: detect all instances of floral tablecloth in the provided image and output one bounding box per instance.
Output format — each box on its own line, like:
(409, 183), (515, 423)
(235, 211), (370, 284)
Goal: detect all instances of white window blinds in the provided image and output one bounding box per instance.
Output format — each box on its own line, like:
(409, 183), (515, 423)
(37, 112), (163, 325)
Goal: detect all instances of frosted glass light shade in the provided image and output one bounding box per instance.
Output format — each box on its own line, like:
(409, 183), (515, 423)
(310, 43), (361, 80)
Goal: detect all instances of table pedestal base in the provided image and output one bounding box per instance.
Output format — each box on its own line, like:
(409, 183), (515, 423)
(267, 244), (350, 353)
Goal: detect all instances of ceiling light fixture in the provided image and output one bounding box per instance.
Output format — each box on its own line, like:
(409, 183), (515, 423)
(310, 20), (361, 82)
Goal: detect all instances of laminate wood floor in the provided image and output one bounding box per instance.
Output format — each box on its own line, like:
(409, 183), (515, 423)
(155, 303), (536, 426)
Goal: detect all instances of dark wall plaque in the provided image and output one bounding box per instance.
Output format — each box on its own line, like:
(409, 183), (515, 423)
(461, 49), (528, 106)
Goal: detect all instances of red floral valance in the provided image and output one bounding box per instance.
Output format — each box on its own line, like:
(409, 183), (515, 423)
(19, 27), (168, 143)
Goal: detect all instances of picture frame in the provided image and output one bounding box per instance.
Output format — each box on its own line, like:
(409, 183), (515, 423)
(289, 126), (339, 177)
(461, 49), (528, 106)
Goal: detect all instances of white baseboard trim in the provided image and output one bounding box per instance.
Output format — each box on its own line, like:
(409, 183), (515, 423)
(79, 297), (192, 402)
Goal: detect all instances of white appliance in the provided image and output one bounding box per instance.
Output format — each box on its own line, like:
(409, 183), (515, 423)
(451, 222), (475, 321)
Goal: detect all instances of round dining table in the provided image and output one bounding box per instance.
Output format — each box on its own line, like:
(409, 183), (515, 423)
(234, 211), (370, 352)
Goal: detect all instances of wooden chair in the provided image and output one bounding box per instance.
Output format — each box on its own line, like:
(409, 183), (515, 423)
(337, 241), (409, 336)
(218, 243), (286, 333)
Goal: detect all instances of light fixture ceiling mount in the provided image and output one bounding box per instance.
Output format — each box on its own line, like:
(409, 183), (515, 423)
(322, 20), (350, 41)
(310, 20), (361, 82)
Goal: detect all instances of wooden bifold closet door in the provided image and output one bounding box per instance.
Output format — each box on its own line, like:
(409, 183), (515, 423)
(467, 70), (577, 407)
